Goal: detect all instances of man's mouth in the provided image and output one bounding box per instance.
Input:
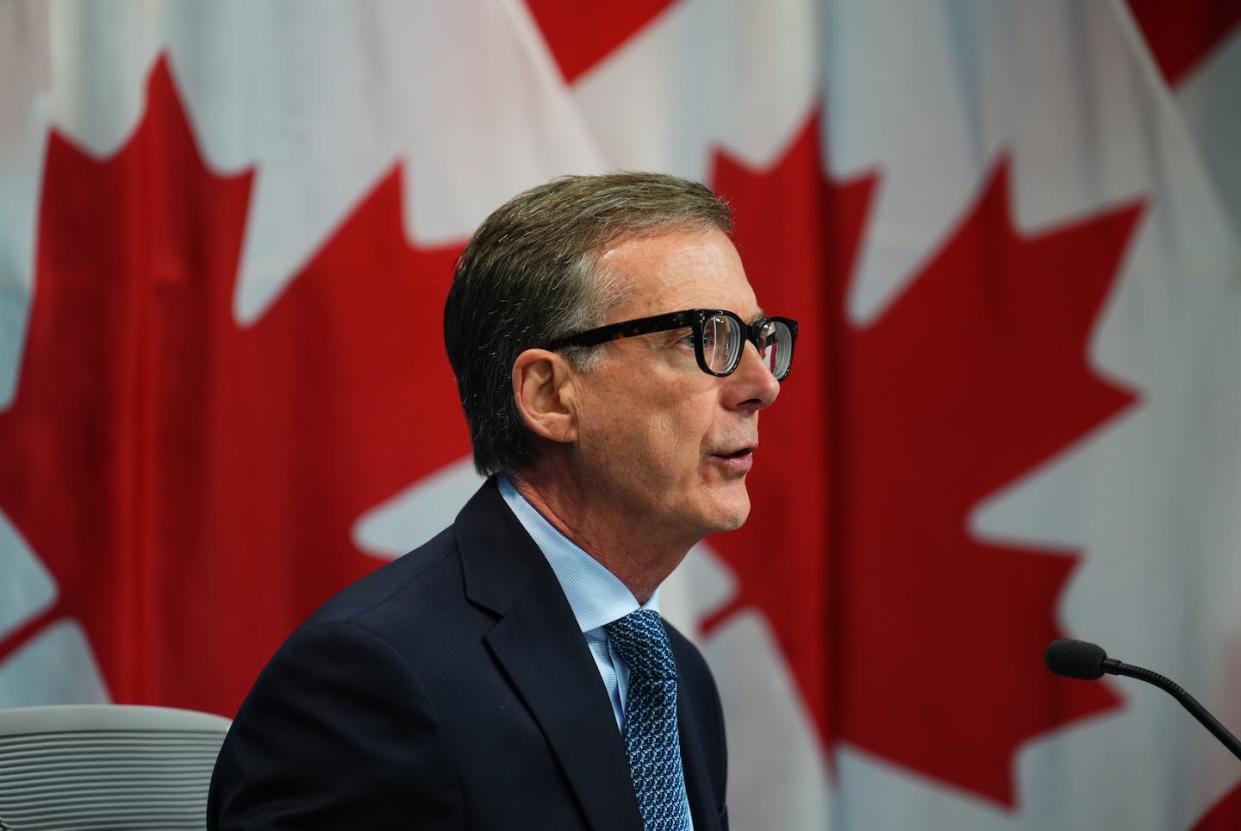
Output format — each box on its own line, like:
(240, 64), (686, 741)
(710, 445), (756, 472)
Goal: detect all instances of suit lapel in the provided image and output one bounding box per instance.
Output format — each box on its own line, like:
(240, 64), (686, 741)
(485, 583), (643, 831)
(457, 482), (643, 831)
(678, 680), (722, 831)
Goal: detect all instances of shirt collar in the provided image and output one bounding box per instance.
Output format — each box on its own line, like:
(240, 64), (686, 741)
(498, 475), (660, 634)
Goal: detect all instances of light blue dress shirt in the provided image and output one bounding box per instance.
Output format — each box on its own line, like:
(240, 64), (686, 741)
(498, 476), (695, 829)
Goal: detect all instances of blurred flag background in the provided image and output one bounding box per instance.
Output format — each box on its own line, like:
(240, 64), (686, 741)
(1, 1), (1239, 828)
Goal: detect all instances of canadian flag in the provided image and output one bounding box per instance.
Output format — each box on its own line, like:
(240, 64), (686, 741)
(1, 2), (1238, 829)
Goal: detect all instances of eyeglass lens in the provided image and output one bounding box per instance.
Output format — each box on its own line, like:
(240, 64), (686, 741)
(759, 319), (793, 379)
(703, 314), (742, 374)
(702, 314), (793, 379)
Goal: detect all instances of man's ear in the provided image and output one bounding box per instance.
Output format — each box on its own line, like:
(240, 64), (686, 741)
(512, 349), (579, 444)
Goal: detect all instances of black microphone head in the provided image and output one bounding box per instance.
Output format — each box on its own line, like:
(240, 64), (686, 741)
(1045, 638), (1109, 680)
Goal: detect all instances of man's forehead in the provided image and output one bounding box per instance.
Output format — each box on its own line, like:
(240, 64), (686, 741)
(595, 227), (757, 315)
(596, 226), (737, 268)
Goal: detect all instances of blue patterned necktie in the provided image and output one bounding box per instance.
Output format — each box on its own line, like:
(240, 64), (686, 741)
(605, 609), (691, 831)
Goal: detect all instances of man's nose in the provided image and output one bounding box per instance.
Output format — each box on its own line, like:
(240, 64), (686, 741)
(727, 341), (781, 410)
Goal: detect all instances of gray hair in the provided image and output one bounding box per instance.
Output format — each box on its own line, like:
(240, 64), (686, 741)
(444, 171), (733, 476)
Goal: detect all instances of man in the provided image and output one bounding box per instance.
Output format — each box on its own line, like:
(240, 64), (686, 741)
(208, 173), (797, 829)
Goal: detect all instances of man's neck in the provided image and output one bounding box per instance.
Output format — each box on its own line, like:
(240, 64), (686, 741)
(510, 470), (692, 605)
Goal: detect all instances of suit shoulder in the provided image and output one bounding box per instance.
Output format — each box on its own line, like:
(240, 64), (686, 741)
(306, 525), (462, 626)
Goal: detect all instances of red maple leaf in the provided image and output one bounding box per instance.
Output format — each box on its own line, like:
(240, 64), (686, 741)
(1125, 0), (1241, 86)
(525, 0), (676, 83)
(1192, 780), (1241, 831)
(705, 113), (1145, 806)
(0, 56), (469, 717)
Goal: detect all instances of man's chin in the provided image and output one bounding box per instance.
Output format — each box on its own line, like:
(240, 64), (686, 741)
(713, 512), (748, 533)
(706, 489), (751, 533)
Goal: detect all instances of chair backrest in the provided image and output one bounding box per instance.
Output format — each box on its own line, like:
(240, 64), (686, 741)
(0, 704), (230, 831)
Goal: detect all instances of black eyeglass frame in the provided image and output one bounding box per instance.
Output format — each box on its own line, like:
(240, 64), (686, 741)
(545, 308), (799, 380)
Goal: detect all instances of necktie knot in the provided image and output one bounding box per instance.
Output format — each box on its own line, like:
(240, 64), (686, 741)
(605, 609), (677, 681)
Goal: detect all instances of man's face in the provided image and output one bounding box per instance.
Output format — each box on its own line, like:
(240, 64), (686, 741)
(570, 226), (781, 547)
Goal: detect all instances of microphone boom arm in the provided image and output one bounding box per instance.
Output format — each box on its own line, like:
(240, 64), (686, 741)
(1103, 658), (1241, 762)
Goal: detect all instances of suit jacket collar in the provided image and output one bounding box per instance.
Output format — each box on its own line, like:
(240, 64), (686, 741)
(455, 479), (723, 831)
(456, 480), (644, 831)
(677, 649), (723, 831)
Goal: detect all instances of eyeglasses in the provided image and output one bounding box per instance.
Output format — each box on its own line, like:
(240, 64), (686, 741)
(546, 309), (798, 380)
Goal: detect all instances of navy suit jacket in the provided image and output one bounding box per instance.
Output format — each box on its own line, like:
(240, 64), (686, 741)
(207, 479), (729, 829)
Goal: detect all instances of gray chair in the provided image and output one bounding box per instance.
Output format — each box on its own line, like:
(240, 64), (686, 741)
(0, 704), (230, 830)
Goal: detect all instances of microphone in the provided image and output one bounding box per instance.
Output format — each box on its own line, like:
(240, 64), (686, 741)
(1045, 639), (1241, 762)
